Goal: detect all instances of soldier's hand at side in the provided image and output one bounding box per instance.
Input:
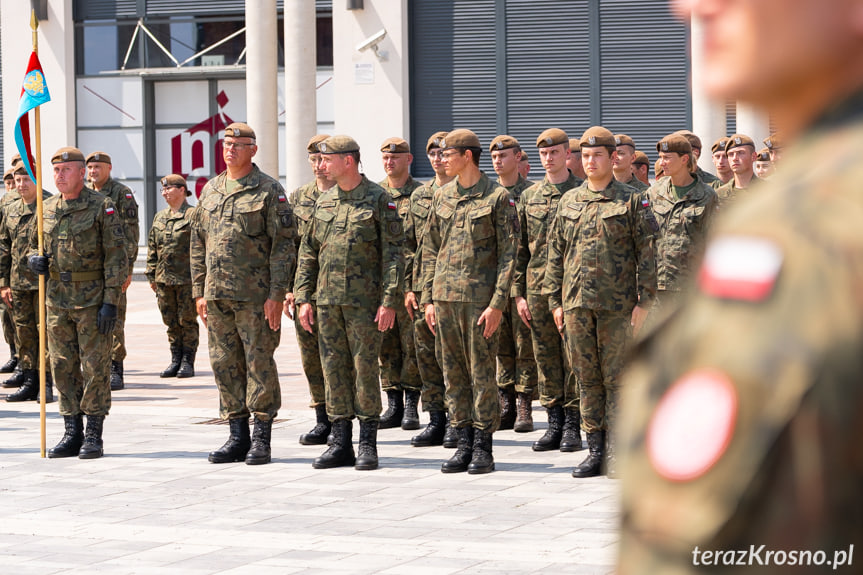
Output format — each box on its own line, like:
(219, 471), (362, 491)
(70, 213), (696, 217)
(264, 298), (282, 331)
(196, 297), (208, 328)
(515, 296), (531, 327)
(299, 303), (314, 333)
(405, 291), (418, 320)
(97, 303), (118, 335)
(149, 282), (157, 293)
(284, 293), (295, 319)
(122, 274), (132, 292)
(477, 306), (503, 339)
(375, 305), (396, 332)
(425, 304), (436, 336)
(0, 287), (11, 307)
(27, 255), (49, 275)
(631, 304), (649, 338)
(552, 306), (565, 337)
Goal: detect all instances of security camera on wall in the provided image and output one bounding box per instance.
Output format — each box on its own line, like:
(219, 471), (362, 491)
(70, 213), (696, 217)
(356, 29), (388, 60)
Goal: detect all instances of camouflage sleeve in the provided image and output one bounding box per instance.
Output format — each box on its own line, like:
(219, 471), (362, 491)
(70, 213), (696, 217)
(420, 198), (442, 307)
(100, 197), (129, 306)
(0, 214), (11, 288)
(293, 220), (320, 306)
(511, 199), (530, 299)
(288, 186), (304, 259)
(379, 192), (405, 309)
(544, 209), (565, 311)
(189, 186), (210, 300)
(114, 184), (140, 273)
(632, 192), (658, 306)
(145, 215), (159, 283)
(403, 191), (423, 294)
(490, 190), (519, 311)
(266, 184), (297, 302)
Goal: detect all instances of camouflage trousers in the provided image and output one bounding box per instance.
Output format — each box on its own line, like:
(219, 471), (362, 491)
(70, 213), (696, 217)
(111, 291), (127, 362)
(1, 301), (18, 352)
(379, 303), (421, 393)
(564, 307), (631, 434)
(47, 304), (111, 417)
(317, 304), (382, 423)
(414, 307), (445, 412)
(293, 300), (325, 407)
(527, 294), (578, 409)
(434, 301), (501, 432)
(207, 299), (281, 421)
(155, 283), (199, 351)
(10, 289), (47, 371)
(496, 297), (538, 393)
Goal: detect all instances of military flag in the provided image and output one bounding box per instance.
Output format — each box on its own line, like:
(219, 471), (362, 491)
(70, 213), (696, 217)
(14, 51), (51, 182)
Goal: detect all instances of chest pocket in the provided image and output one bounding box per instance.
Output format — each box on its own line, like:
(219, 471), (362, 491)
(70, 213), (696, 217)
(235, 199), (266, 237)
(65, 212), (98, 256)
(294, 202), (315, 224)
(682, 204), (706, 227)
(600, 203), (629, 238)
(525, 200), (549, 221)
(313, 208), (335, 243)
(172, 219), (191, 237)
(349, 208), (377, 242)
(470, 204), (495, 240)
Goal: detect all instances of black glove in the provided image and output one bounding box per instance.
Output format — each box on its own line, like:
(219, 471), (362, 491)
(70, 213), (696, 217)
(97, 303), (118, 335)
(28, 255), (50, 275)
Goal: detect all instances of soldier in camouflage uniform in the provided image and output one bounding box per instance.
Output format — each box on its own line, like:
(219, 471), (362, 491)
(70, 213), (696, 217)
(613, 134), (649, 192)
(514, 128), (583, 453)
(675, 130), (720, 187)
(0, 163), (21, 380)
(632, 151), (651, 187)
(518, 150), (531, 180)
(618, 1), (863, 571)
(545, 126), (656, 478)
(86, 152), (139, 391)
(754, 147), (775, 179)
(566, 138), (587, 181)
(284, 134), (333, 446)
(295, 135), (404, 471)
(763, 132), (783, 165)
(715, 134), (760, 205)
(146, 174), (198, 379)
(28, 147), (128, 459)
(0, 167), (53, 402)
(490, 134), (537, 433)
(422, 129), (519, 475)
(377, 137), (422, 431)
(405, 131), (455, 449)
(190, 123), (297, 466)
(709, 136), (733, 189)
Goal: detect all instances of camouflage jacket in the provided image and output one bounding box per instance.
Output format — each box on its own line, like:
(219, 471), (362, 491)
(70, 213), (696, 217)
(35, 187), (128, 309)
(647, 176), (718, 292)
(421, 172), (519, 309)
(404, 178), (440, 294)
(715, 176), (760, 207)
(617, 91), (863, 575)
(96, 178), (139, 274)
(513, 173), (581, 298)
(545, 179), (657, 312)
(190, 165), (297, 303)
(617, 173), (649, 192)
(696, 166), (719, 185)
(501, 175), (535, 202)
(0, 190), (53, 290)
(294, 176), (404, 309)
(146, 201), (195, 285)
(380, 175), (422, 292)
(289, 179), (329, 294)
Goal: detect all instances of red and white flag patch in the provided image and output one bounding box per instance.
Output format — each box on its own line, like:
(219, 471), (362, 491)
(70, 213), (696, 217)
(387, 202), (397, 210)
(105, 207), (115, 215)
(698, 235), (783, 302)
(125, 192), (133, 199)
(647, 369), (738, 481)
(278, 194), (287, 202)
(509, 198), (516, 207)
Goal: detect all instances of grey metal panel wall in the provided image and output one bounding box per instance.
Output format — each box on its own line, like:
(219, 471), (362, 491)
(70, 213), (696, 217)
(74, 0), (333, 19)
(74, 0), (138, 20)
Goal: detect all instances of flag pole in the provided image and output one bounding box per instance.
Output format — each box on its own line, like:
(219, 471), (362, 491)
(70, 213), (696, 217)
(31, 10), (47, 458)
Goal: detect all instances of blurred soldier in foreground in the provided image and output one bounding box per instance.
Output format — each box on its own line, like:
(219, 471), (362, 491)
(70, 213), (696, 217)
(618, 0), (863, 572)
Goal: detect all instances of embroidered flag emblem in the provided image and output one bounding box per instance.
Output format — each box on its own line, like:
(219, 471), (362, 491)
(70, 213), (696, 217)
(278, 194), (287, 202)
(105, 207), (115, 215)
(387, 202), (396, 210)
(698, 236), (783, 302)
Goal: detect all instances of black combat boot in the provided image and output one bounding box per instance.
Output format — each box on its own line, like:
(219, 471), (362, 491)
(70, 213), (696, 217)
(559, 407), (583, 452)
(2, 365), (25, 388)
(208, 417), (251, 463)
(441, 426), (474, 473)
(110, 360), (124, 391)
(160, 346), (183, 378)
(176, 348), (196, 378)
(299, 404), (331, 445)
(572, 431), (605, 478)
(411, 410), (446, 447)
(513, 391), (534, 432)
(5, 369), (38, 402)
(355, 420), (379, 470)
(0, 344), (17, 373)
(78, 415), (105, 459)
(532, 404), (564, 451)
(378, 390), (404, 429)
(245, 417), (273, 465)
(48, 414), (84, 458)
(468, 429), (495, 474)
(313, 419), (355, 469)
(442, 421), (459, 449)
(401, 390), (421, 430)
(498, 387), (516, 430)
(37, 371), (55, 403)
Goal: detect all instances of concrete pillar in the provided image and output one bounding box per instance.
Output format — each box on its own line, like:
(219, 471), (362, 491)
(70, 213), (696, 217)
(245, 0), (279, 177)
(689, 14), (727, 174)
(735, 102), (770, 148)
(283, 0), (318, 191)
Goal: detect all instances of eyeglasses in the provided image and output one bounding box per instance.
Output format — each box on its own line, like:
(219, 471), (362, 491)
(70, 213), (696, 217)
(427, 150), (443, 159)
(223, 141), (254, 150)
(308, 155), (324, 164)
(161, 185), (182, 192)
(441, 150), (461, 160)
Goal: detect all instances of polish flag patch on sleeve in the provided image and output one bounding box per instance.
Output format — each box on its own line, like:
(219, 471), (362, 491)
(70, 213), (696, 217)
(278, 194), (287, 202)
(509, 198), (516, 207)
(105, 206), (115, 215)
(387, 202), (397, 210)
(125, 192), (133, 199)
(698, 235), (783, 302)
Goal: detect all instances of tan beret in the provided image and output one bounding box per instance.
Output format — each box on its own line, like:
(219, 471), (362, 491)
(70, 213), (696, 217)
(674, 130), (702, 151)
(426, 131), (448, 152)
(489, 135), (520, 152)
(3, 168), (14, 181)
(86, 151), (112, 165)
(535, 128), (568, 148)
(13, 165), (28, 176)
(441, 129), (481, 150)
(633, 150), (650, 166)
(224, 122), (256, 140)
(711, 137), (730, 154)
(51, 147), (86, 164)
(756, 148), (772, 162)
(579, 126), (615, 148)
(614, 134), (636, 148)
(307, 134), (330, 154)
(763, 133), (783, 150)
(319, 135), (360, 154)
(10, 154), (22, 169)
(380, 137), (410, 154)
(656, 134), (692, 155)
(725, 134), (756, 152)
(519, 151), (531, 163)
(568, 138), (581, 153)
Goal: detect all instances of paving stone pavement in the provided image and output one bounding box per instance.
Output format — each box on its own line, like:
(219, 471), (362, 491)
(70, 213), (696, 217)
(0, 280), (619, 574)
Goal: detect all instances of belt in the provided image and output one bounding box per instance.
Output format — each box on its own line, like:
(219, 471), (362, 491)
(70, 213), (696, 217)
(49, 270), (104, 282)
